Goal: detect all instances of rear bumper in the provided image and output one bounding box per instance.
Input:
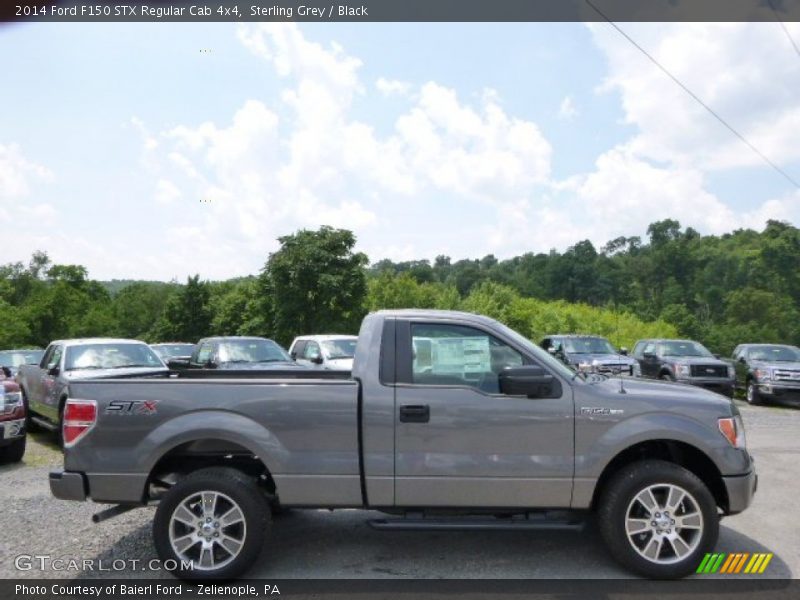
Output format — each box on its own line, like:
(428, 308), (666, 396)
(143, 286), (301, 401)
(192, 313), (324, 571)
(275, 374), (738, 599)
(723, 469), (757, 515)
(0, 418), (26, 444)
(49, 471), (87, 501)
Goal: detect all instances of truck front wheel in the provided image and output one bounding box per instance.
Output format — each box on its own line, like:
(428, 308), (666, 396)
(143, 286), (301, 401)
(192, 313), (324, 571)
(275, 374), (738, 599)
(746, 381), (763, 406)
(597, 460), (718, 579)
(153, 467), (270, 580)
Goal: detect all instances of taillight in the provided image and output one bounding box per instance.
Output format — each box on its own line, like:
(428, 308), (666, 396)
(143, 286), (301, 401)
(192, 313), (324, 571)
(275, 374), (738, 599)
(63, 399), (97, 447)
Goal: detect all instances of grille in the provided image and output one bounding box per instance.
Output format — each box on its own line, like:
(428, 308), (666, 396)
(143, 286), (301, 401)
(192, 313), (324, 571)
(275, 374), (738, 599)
(774, 369), (800, 382)
(690, 364), (728, 378)
(597, 364), (633, 375)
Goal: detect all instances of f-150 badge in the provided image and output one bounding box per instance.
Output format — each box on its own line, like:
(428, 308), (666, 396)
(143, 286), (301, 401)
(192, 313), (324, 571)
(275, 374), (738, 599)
(580, 407), (624, 416)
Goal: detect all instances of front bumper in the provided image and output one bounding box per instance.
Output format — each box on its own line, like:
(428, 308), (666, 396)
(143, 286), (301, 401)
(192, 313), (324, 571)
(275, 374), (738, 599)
(723, 469), (757, 515)
(49, 471), (87, 501)
(0, 418), (26, 444)
(757, 382), (800, 398)
(678, 378), (734, 396)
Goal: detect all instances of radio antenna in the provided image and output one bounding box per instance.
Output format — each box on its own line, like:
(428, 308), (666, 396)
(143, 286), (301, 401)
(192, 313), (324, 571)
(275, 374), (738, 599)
(616, 301), (626, 394)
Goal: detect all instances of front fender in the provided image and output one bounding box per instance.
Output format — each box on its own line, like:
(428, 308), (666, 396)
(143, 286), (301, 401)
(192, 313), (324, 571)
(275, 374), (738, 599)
(576, 411), (750, 480)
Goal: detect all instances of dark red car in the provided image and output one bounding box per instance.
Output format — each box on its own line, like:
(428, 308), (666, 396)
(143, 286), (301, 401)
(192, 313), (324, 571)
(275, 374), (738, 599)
(0, 366), (26, 463)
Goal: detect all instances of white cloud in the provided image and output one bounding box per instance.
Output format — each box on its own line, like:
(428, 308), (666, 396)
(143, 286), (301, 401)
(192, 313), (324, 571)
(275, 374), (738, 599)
(375, 77), (411, 97)
(589, 22), (800, 171)
(0, 143), (52, 200)
(155, 179), (182, 204)
(557, 95), (578, 120)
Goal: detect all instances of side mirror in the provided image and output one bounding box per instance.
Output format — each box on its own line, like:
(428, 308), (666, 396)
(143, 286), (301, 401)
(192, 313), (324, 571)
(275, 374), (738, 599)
(738, 356), (747, 364)
(619, 347), (629, 356)
(204, 359), (217, 369)
(499, 365), (561, 399)
(47, 365), (60, 376)
(311, 355), (324, 365)
(642, 351), (655, 359)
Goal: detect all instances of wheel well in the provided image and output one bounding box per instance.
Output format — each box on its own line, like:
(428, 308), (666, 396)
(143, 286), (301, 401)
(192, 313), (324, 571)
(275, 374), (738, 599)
(147, 439), (276, 501)
(591, 440), (728, 512)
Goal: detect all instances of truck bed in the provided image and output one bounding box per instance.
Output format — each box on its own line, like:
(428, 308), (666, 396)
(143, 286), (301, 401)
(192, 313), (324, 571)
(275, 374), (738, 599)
(65, 376), (362, 507)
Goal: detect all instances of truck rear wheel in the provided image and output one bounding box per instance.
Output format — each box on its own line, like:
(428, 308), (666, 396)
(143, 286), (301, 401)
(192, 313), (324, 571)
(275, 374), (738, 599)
(153, 467), (270, 580)
(597, 460), (718, 579)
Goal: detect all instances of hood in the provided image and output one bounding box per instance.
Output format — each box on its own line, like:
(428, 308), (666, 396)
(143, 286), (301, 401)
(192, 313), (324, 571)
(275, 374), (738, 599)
(590, 375), (733, 408)
(567, 353), (637, 366)
(324, 358), (354, 371)
(64, 366), (169, 380)
(217, 361), (302, 370)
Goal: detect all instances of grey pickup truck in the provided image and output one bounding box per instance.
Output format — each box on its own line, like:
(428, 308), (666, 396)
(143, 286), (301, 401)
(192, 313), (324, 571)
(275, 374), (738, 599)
(49, 310), (756, 580)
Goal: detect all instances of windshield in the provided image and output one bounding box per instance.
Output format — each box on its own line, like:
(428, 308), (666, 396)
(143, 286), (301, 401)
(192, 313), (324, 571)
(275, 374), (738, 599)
(0, 350), (44, 368)
(563, 337), (616, 354)
(217, 339), (291, 363)
(749, 345), (800, 362)
(321, 339), (357, 360)
(661, 341), (713, 358)
(153, 344), (196, 358)
(65, 343), (165, 370)
(495, 323), (578, 381)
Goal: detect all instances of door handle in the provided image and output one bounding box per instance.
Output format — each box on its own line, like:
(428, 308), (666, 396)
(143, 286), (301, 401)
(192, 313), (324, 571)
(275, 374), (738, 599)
(399, 405), (430, 423)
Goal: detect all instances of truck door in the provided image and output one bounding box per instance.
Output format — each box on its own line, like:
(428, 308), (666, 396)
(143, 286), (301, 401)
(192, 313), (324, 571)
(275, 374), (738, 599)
(40, 344), (63, 421)
(393, 319), (574, 508)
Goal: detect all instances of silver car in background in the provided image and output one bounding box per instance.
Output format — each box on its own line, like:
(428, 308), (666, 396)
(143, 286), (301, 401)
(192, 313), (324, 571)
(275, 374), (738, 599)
(289, 334), (358, 370)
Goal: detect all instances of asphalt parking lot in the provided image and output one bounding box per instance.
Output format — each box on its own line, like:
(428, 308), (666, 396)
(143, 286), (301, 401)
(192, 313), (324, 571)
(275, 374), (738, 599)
(1, 398), (797, 580)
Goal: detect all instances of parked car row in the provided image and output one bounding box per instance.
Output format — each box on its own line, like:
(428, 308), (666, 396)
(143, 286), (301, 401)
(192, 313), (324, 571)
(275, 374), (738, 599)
(5, 333), (360, 454)
(539, 334), (800, 404)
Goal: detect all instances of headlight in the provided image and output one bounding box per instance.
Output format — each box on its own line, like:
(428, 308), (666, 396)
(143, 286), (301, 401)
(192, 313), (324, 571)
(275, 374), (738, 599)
(727, 365), (735, 378)
(754, 368), (771, 381)
(674, 364), (691, 378)
(718, 416), (747, 449)
(1, 391), (21, 414)
(578, 362), (593, 372)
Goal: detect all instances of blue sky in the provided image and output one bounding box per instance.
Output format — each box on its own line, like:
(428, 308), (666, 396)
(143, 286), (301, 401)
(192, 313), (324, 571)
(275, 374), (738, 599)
(1, 22), (798, 280)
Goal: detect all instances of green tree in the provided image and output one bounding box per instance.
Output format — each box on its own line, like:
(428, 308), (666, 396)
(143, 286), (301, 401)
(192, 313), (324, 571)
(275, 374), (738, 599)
(261, 227), (368, 345)
(150, 275), (212, 342)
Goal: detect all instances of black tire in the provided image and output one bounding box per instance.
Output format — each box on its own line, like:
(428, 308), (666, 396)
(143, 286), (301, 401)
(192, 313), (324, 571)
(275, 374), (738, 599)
(597, 460), (719, 579)
(0, 437), (26, 464)
(746, 381), (762, 406)
(660, 373), (675, 382)
(21, 389), (40, 433)
(153, 467), (270, 580)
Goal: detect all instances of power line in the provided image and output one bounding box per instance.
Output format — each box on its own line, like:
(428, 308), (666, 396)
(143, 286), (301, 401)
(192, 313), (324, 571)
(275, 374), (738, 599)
(768, 0), (800, 58)
(585, 0), (800, 189)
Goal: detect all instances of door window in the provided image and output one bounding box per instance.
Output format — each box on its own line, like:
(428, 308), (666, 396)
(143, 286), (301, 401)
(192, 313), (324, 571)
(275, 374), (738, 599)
(194, 343), (214, 366)
(291, 340), (306, 359)
(47, 346), (63, 371)
(409, 323), (523, 394)
(303, 342), (322, 361)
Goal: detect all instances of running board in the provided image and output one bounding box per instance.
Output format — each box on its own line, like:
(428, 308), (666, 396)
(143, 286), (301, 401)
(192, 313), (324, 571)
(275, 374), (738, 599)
(368, 515), (585, 532)
(30, 415), (57, 431)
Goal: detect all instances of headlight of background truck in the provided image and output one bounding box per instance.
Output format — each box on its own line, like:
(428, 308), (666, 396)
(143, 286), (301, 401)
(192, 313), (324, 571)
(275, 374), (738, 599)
(0, 390), (22, 415)
(674, 364), (691, 378)
(754, 368), (771, 381)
